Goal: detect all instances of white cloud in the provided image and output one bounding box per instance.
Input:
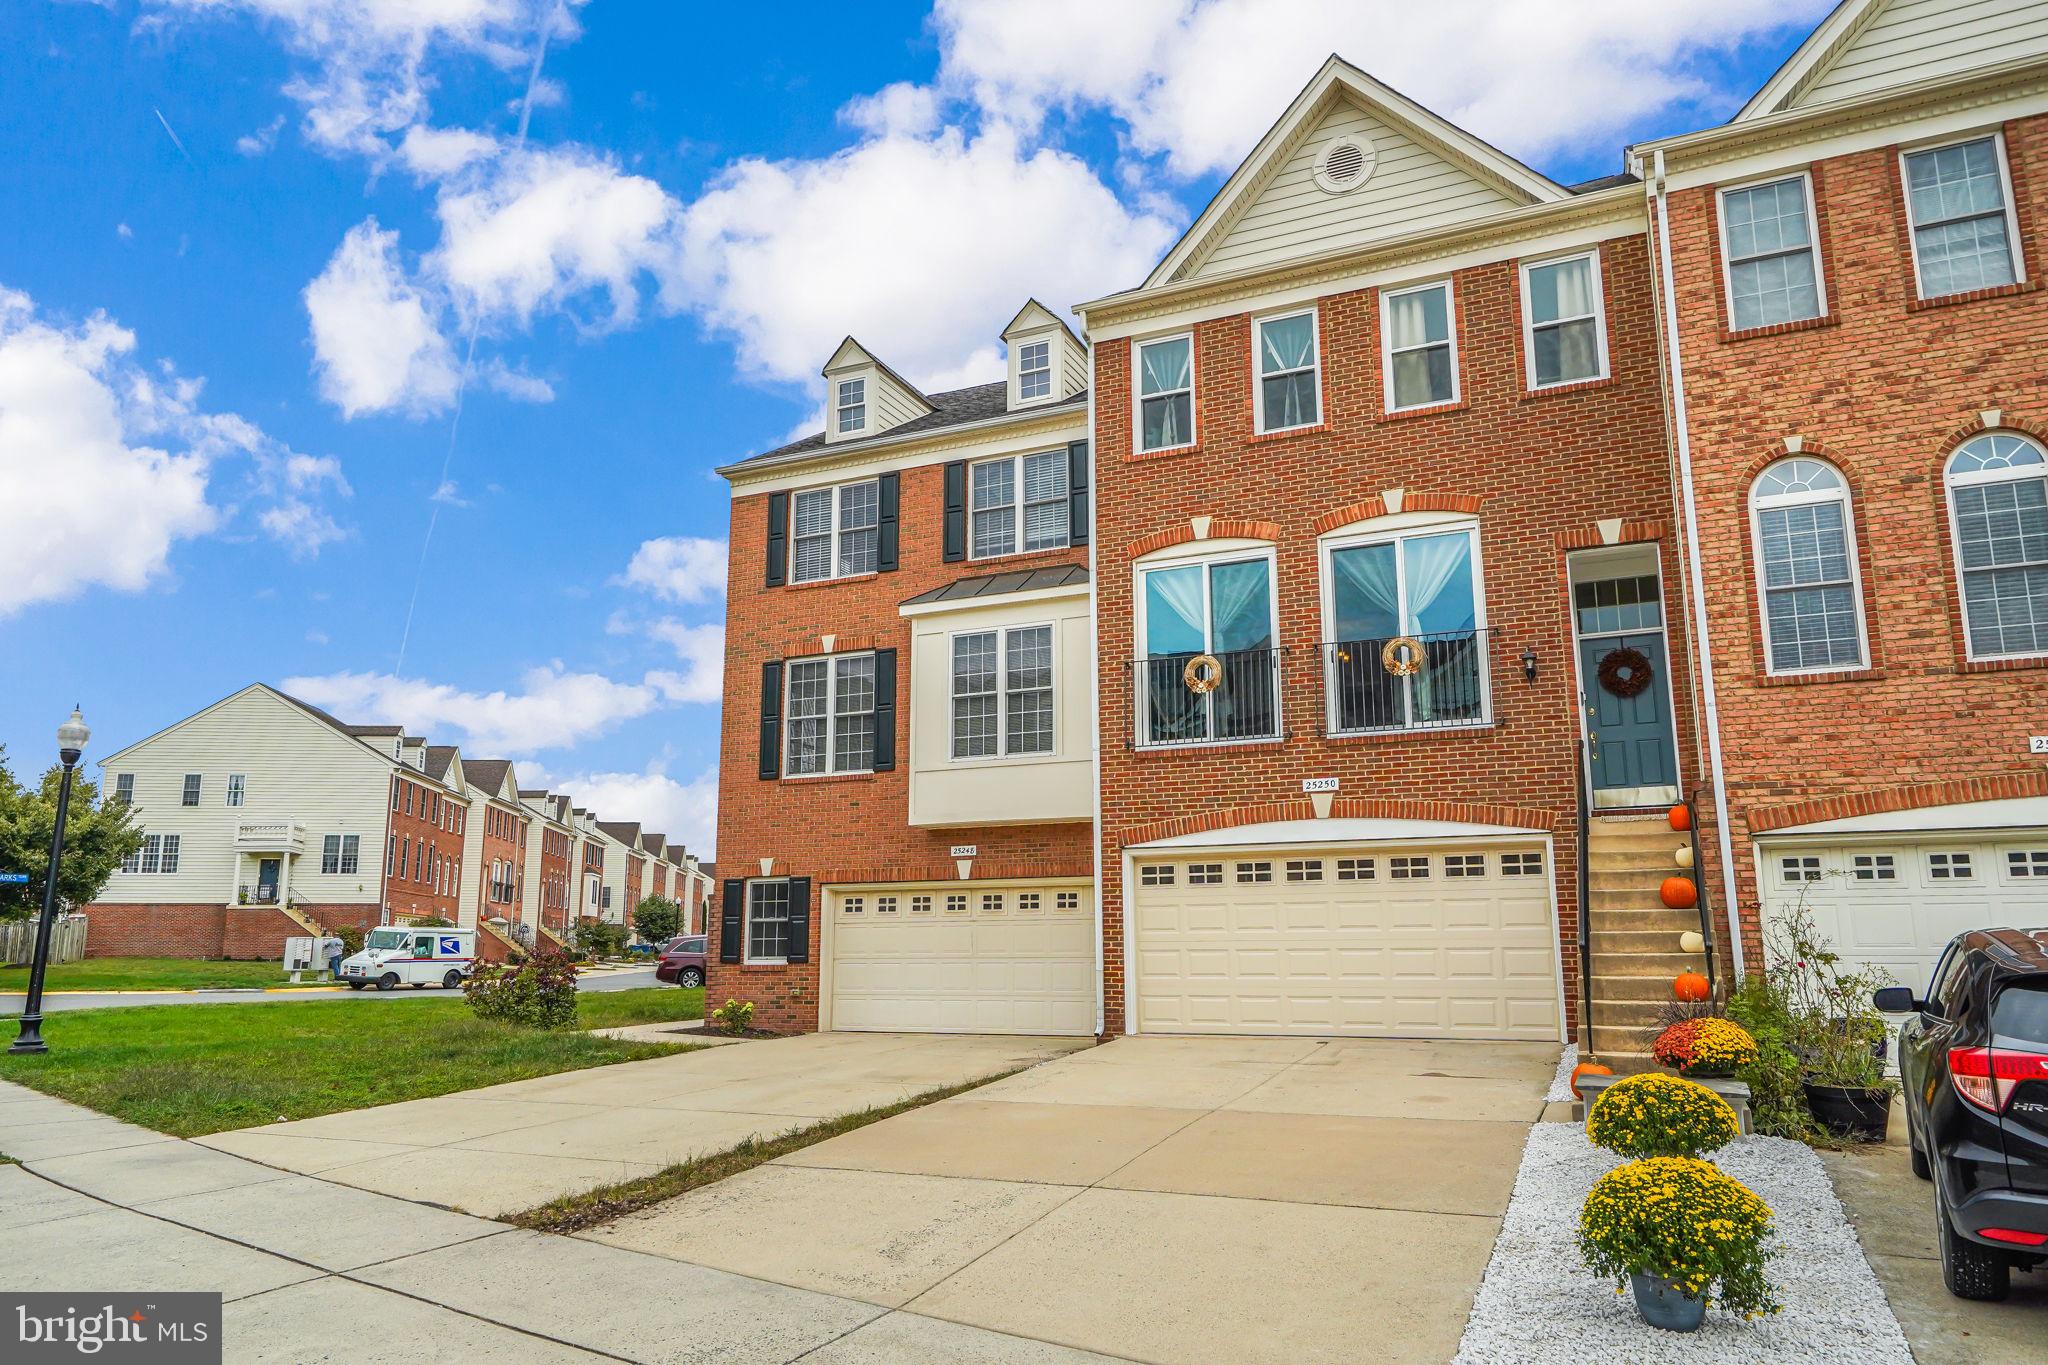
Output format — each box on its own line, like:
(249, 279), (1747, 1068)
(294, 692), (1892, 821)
(236, 113), (285, 156)
(397, 123), (500, 178)
(530, 763), (719, 857)
(282, 663), (671, 754)
(478, 358), (553, 401)
(304, 218), (460, 417)
(645, 622), (725, 705)
(621, 535), (727, 605)
(0, 285), (346, 616)
(840, 81), (940, 138)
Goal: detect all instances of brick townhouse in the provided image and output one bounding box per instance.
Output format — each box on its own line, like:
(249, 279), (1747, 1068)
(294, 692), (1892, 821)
(521, 790), (577, 938)
(706, 2), (2048, 1055)
(456, 759), (528, 935)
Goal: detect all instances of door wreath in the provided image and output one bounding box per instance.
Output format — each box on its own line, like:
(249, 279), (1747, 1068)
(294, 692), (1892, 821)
(1183, 653), (1223, 694)
(1597, 646), (1653, 698)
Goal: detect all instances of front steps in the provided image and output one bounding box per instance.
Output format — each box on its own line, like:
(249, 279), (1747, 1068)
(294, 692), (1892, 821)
(1583, 814), (1711, 1074)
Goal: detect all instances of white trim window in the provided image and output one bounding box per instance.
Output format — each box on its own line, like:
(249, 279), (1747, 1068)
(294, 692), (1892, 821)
(1902, 135), (2023, 299)
(1720, 173), (1825, 329)
(114, 773), (133, 805)
(784, 652), (878, 776)
(181, 773), (201, 807)
(951, 624), (1055, 760)
(746, 879), (791, 963)
(970, 450), (1068, 558)
(1945, 432), (2048, 660)
(835, 377), (866, 434)
(1134, 334), (1194, 453)
(789, 479), (880, 583)
(1321, 521), (1489, 732)
(1750, 457), (1868, 673)
(226, 773), (246, 807)
(134, 833), (181, 875)
(1381, 281), (1457, 411)
(1136, 550), (1280, 745)
(1520, 252), (1608, 388)
(320, 834), (363, 876)
(1253, 308), (1320, 432)
(1017, 340), (1052, 401)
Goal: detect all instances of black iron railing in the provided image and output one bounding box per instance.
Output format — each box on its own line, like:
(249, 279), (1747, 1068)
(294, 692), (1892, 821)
(1576, 740), (1594, 1048)
(1682, 788), (1718, 996)
(1131, 646), (1283, 747)
(1320, 628), (1490, 734)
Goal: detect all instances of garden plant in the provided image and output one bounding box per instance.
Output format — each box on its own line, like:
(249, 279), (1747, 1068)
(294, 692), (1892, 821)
(1651, 1017), (1759, 1077)
(464, 950), (580, 1029)
(1579, 1156), (1781, 1323)
(1586, 1073), (1739, 1159)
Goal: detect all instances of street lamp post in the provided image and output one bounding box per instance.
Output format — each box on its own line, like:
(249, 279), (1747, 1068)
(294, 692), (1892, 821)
(11, 707), (90, 1055)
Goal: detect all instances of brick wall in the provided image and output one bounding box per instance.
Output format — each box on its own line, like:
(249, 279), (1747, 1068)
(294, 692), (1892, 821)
(1093, 236), (1697, 1034)
(386, 774), (464, 922)
(84, 902), (383, 959)
(1667, 114), (2048, 966)
(477, 806), (523, 926)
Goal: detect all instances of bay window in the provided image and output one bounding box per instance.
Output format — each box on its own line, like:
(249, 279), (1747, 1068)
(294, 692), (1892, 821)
(952, 625), (1055, 759)
(1254, 309), (1320, 432)
(1134, 334), (1193, 453)
(1946, 432), (2048, 660)
(1323, 524), (1488, 732)
(785, 653), (877, 775)
(971, 451), (1068, 558)
(1137, 552), (1278, 745)
(790, 479), (880, 583)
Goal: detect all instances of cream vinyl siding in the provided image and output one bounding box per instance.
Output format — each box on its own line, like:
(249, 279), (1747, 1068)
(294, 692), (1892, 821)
(95, 687), (390, 906)
(823, 881), (1094, 1034)
(1795, 0), (2048, 109)
(1130, 842), (1560, 1040)
(1191, 100), (1524, 281)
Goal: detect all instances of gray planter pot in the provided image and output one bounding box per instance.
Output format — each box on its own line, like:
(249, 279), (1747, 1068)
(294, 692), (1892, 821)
(1630, 1273), (1707, 1332)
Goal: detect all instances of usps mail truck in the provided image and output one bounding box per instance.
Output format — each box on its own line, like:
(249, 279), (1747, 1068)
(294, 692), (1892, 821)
(339, 927), (477, 990)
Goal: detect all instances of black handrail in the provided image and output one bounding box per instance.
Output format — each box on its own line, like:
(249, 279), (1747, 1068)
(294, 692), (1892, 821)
(1682, 788), (1718, 996)
(1576, 739), (1594, 1050)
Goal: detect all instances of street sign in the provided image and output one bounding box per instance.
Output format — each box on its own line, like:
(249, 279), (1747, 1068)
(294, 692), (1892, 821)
(0, 873), (28, 885)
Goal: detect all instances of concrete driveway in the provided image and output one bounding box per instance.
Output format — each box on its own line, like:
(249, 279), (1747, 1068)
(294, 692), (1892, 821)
(585, 1034), (1559, 1365)
(197, 1031), (1088, 1217)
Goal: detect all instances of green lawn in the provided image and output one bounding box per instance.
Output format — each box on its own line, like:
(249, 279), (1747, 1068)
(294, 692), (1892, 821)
(0, 957), (298, 992)
(0, 987), (706, 1137)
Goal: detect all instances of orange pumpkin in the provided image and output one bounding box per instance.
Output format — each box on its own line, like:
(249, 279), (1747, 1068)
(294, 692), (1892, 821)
(1660, 875), (1699, 909)
(1570, 1061), (1614, 1099)
(1673, 970), (1710, 1002)
(1668, 803), (1692, 831)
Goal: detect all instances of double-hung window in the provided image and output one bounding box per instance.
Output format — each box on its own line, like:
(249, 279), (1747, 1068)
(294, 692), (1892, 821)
(789, 479), (880, 582)
(181, 774), (201, 807)
(1720, 174), (1824, 329)
(323, 835), (343, 874)
(1254, 309), (1320, 432)
(1749, 457), (1867, 673)
(1134, 334), (1193, 453)
(114, 774), (133, 805)
(1521, 252), (1607, 388)
(784, 653), (877, 775)
(970, 451), (1068, 558)
(1017, 340), (1052, 401)
(1903, 136), (2022, 299)
(158, 835), (181, 874)
(1381, 281), (1457, 410)
(226, 773), (245, 807)
(1324, 523), (1487, 732)
(1137, 552), (1278, 745)
(835, 378), (866, 433)
(339, 835), (359, 875)
(951, 625), (1055, 759)
(746, 879), (791, 963)
(1945, 432), (2048, 660)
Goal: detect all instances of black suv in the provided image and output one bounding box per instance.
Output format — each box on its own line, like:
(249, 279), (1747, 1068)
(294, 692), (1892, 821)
(1878, 928), (2048, 1300)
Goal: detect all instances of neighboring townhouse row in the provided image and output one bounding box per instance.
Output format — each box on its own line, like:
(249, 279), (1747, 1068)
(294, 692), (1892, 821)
(708, 0), (2048, 1063)
(84, 683), (709, 958)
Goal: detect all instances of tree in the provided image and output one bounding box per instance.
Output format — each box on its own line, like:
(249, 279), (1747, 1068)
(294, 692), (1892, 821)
(634, 896), (681, 945)
(0, 747), (144, 922)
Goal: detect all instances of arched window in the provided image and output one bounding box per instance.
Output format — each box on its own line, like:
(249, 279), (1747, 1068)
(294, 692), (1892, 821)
(1945, 432), (2048, 660)
(1749, 457), (1867, 673)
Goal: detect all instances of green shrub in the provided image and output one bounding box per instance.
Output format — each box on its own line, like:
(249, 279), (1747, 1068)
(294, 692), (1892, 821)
(334, 925), (365, 956)
(463, 952), (579, 1029)
(709, 998), (755, 1036)
(1586, 1073), (1739, 1159)
(574, 918), (628, 958)
(634, 897), (681, 945)
(1726, 976), (1819, 1141)
(409, 915), (455, 928)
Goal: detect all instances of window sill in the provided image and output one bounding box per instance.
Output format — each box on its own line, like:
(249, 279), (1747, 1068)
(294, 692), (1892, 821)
(1376, 399), (1468, 424)
(738, 959), (789, 968)
(1719, 313), (1838, 344)
(1247, 422), (1329, 445)
(1518, 375), (1615, 402)
(1322, 722), (1496, 742)
(1907, 279), (2040, 313)
(1959, 653), (2048, 675)
(965, 544), (1081, 571)
(1126, 442), (1198, 464)
(777, 770), (879, 784)
(1131, 736), (1287, 754)
(1753, 666), (1885, 687)
(782, 572), (880, 592)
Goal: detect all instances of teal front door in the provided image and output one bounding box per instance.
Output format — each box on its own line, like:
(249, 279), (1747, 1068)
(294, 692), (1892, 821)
(1574, 573), (1679, 806)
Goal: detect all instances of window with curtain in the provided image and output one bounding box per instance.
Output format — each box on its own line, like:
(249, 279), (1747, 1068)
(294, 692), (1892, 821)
(789, 479), (880, 583)
(1255, 311), (1319, 431)
(1325, 526), (1485, 731)
(1750, 457), (1866, 672)
(1945, 433), (2048, 659)
(970, 451), (1068, 557)
(1138, 555), (1277, 743)
(836, 378), (866, 432)
(1383, 282), (1456, 410)
(1904, 137), (2020, 299)
(951, 625), (1055, 759)
(1523, 254), (1604, 387)
(1722, 176), (1823, 329)
(1135, 335), (1193, 452)
(784, 653), (877, 775)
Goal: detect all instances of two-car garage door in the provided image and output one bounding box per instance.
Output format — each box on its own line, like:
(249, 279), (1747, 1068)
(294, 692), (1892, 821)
(1130, 842), (1562, 1040)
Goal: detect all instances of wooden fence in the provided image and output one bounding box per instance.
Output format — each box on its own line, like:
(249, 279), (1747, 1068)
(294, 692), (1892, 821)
(0, 914), (87, 966)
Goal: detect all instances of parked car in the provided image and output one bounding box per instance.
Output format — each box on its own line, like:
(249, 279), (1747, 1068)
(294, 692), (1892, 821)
(339, 927), (477, 991)
(1877, 927), (2048, 1300)
(654, 935), (706, 989)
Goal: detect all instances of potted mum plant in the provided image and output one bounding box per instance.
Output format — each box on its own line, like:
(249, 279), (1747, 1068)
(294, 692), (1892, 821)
(1586, 1072), (1740, 1159)
(1579, 1156), (1780, 1331)
(1651, 1017), (1759, 1080)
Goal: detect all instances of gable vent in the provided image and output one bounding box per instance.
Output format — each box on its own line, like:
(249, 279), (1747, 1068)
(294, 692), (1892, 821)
(1314, 135), (1376, 194)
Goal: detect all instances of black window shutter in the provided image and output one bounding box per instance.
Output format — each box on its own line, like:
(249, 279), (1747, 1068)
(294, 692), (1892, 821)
(786, 877), (812, 963)
(765, 492), (788, 587)
(719, 879), (744, 963)
(942, 461), (967, 563)
(876, 472), (900, 572)
(757, 661), (783, 780)
(871, 648), (897, 772)
(1068, 440), (1091, 547)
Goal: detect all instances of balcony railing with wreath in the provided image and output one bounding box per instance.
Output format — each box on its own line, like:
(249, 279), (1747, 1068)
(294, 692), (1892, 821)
(1131, 646), (1285, 748)
(1319, 628), (1492, 735)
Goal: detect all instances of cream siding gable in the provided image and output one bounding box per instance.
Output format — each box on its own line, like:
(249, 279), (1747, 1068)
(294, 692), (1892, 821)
(1747, 0), (2048, 117)
(822, 336), (933, 443)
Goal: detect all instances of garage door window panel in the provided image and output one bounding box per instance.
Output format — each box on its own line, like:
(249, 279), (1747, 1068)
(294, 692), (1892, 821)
(1750, 458), (1868, 673)
(1325, 525), (1487, 732)
(1946, 434), (2048, 660)
(1137, 552), (1279, 745)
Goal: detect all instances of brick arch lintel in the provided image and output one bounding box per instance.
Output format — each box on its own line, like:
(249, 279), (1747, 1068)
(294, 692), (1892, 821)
(1116, 797), (1556, 851)
(1311, 492), (1484, 537)
(1738, 438), (1858, 490)
(1126, 517), (1283, 561)
(1746, 771), (2048, 836)
(1941, 409), (2048, 458)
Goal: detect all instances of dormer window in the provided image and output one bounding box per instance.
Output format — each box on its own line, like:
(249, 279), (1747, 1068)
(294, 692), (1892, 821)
(1017, 340), (1051, 401)
(836, 378), (867, 434)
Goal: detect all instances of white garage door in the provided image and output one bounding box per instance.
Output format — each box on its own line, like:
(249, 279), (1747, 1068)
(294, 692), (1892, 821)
(1131, 844), (1561, 1040)
(1758, 835), (2048, 992)
(826, 884), (1094, 1035)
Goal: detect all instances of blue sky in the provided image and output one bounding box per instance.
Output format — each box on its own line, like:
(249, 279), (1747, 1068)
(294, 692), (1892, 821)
(0, 1), (1832, 852)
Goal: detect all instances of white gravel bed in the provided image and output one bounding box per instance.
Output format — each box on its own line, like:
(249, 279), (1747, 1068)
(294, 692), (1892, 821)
(1544, 1044), (1579, 1103)
(1455, 1123), (1912, 1364)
